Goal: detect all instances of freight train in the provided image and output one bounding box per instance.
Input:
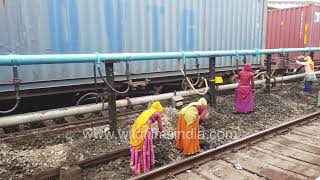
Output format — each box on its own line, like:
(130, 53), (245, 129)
(2, 0), (318, 114)
(0, 0), (266, 102)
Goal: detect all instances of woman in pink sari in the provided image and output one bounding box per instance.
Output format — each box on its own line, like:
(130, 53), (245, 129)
(129, 101), (163, 175)
(235, 63), (255, 113)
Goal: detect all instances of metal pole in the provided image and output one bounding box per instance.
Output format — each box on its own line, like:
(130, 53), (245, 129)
(209, 56), (216, 107)
(243, 56), (247, 64)
(93, 62), (98, 92)
(105, 62), (119, 137)
(310, 51), (314, 60)
(236, 57), (239, 74)
(266, 54), (272, 93)
(284, 53), (289, 75)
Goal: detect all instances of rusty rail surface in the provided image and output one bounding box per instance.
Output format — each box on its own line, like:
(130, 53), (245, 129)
(0, 117), (109, 143)
(78, 148), (130, 168)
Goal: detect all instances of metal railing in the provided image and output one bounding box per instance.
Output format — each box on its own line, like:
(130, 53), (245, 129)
(0, 47), (319, 65)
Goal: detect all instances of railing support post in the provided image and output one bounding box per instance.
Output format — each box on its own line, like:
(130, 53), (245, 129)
(105, 61), (119, 137)
(310, 51), (314, 60)
(209, 56), (216, 107)
(284, 53), (289, 75)
(266, 54), (272, 93)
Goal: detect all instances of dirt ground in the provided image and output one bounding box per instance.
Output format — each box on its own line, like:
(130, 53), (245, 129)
(0, 80), (319, 180)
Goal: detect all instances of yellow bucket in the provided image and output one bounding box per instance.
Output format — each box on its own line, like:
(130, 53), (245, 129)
(215, 76), (223, 84)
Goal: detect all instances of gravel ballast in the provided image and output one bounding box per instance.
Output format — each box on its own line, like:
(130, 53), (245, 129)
(0, 81), (318, 179)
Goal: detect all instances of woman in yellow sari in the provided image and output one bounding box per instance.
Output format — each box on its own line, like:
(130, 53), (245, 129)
(129, 101), (163, 175)
(176, 98), (208, 156)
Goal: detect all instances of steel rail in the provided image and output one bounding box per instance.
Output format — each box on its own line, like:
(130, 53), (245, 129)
(78, 148), (130, 168)
(29, 147), (130, 180)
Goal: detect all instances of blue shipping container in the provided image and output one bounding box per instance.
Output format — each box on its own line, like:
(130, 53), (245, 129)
(0, 0), (267, 93)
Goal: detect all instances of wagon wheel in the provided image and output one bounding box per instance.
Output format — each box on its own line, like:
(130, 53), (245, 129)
(75, 93), (105, 120)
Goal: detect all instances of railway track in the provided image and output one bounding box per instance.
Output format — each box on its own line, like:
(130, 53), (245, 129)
(0, 98), (194, 143)
(0, 107), (145, 143)
(29, 147), (130, 180)
(27, 111), (320, 180)
(4, 97), (319, 179)
(132, 111), (320, 180)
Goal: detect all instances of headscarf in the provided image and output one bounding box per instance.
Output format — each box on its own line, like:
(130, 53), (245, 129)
(197, 97), (208, 106)
(180, 98), (207, 126)
(243, 63), (252, 72)
(305, 56), (314, 70)
(130, 101), (163, 151)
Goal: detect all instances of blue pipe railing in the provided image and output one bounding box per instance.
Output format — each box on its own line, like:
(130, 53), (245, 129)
(0, 47), (319, 66)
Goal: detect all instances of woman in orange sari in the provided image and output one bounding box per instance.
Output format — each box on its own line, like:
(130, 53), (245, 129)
(130, 101), (163, 175)
(176, 98), (208, 156)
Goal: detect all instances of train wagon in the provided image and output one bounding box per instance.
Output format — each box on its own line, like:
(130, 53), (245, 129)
(0, 0), (266, 99)
(267, 4), (320, 59)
